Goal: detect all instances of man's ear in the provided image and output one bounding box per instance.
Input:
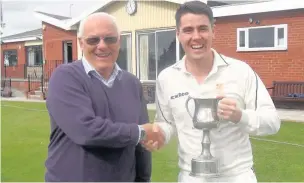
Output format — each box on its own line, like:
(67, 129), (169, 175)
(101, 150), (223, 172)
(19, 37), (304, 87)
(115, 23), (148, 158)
(78, 38), (84, 49)
(176, 28), (180, 37)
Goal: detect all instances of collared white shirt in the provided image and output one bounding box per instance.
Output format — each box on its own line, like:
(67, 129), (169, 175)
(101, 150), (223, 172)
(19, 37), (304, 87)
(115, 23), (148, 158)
(155, 48), (280, 178)
(82, 57), (122, 88)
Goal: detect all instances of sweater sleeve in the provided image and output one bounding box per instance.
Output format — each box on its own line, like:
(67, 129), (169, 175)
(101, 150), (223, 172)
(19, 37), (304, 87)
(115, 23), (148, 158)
(46, 65), (139, 148)
(135, 81), (152, 182)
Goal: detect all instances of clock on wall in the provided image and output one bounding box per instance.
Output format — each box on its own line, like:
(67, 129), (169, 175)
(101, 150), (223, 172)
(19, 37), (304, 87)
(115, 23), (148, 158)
(126, 0), (137, 15)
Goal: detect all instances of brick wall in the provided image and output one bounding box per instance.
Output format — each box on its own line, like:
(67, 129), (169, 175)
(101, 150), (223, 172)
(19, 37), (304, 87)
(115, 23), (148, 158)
(1, 42), (26, 78)
(10, 80), (40, 93)
(213, 10), (304, 88)
(42, 22), (78, 72)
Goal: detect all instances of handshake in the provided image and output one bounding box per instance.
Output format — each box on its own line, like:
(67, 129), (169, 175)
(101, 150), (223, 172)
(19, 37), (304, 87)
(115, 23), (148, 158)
(139, 123), (165, 152)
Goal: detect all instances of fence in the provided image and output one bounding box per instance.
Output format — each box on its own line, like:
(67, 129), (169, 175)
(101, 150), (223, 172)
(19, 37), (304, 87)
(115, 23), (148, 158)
(2, 60), (64, 98)
(2, 60), (157, 102)
(29, 60), (64, 98)
(2, 60), (63, 79)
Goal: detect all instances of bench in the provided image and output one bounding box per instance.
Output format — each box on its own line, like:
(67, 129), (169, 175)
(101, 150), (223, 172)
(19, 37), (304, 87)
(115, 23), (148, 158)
(267, 81), (304, 109)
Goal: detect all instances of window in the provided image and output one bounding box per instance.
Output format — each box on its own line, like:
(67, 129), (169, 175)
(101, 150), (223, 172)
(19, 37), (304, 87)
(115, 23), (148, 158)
(3, 50), (17, 66)
(117, 33), (132, 72)
(237, 24), (287, 51)
(136, 29), (183, 81)
(26, 45), (43, 66)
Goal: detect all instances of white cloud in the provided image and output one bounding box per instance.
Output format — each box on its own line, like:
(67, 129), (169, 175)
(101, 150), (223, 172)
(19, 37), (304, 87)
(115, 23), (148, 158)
(1, 0), (100, 37)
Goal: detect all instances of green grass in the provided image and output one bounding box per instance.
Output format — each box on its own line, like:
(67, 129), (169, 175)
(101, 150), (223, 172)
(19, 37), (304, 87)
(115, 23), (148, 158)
(1, 101), (304, 182)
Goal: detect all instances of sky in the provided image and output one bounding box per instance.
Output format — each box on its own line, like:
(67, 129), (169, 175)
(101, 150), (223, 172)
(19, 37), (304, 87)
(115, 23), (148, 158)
(1, 0), (101, 37)
(0, 0), (263, 37)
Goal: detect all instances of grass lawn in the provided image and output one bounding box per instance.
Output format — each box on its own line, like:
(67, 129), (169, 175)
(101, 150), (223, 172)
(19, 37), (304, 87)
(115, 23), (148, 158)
(1, 101), (304, 182)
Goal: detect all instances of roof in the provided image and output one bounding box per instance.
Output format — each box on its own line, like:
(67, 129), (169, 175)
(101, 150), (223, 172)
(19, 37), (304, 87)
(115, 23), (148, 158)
(35, 11), (71, 20)
(1, 28), (42, 43)
(33, 9), (73, 30)
(34, 0), (304, 31)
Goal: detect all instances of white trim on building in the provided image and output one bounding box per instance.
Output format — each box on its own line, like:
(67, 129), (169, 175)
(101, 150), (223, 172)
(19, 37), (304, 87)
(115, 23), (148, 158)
(33, 0), (304, 32)
(2, 36), (42, 43)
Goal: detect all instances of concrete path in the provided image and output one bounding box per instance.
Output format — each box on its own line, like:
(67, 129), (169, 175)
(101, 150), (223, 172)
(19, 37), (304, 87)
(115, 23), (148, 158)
(2, 97), (304, 122)
(276, 109), (304, 123)
(1, 97), (45, 103)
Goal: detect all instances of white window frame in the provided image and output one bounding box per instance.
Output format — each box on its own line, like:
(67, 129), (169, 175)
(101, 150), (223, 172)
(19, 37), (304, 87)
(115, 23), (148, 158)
(237, 24), (288, 52)
(120, 32), (132, 73)
(136, 28), (181, 83)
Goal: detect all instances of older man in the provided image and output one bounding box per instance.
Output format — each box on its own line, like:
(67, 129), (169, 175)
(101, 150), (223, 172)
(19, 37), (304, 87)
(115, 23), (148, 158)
(143, 1), (281, 183)
(45, 12), (163, 182)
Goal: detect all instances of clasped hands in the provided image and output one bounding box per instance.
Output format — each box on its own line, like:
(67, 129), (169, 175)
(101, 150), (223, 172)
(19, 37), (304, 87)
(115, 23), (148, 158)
(139, 123), (165, 152)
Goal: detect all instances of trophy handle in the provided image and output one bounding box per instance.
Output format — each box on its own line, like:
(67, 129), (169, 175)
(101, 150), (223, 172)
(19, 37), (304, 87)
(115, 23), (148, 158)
(185, 96), (194, 119)
(214, 98), (221, 122)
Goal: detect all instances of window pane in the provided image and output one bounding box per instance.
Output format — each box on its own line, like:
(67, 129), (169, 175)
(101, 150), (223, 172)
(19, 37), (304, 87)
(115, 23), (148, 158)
(4, 50), (17, 66)
(117, 34), (131, 72)
(27, 45), (43, 66)
(249, 27), (274, 48)
(35, 46), (43, 65)
(27, 47), (35, 66)
(156, 30), (176, 75)
(278, 28), (285, 46)
(138, 33), (156, 80)
(239, 31), (245, 47)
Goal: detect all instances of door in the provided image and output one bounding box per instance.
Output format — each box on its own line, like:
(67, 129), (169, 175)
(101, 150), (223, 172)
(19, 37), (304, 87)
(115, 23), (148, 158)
(63, 41), (73, 64)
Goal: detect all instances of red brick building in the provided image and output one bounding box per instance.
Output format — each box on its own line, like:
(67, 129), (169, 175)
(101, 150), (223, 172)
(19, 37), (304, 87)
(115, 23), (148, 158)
(1, 28), (43, 95)
(213, 9), (304, 87)
(2, 0), (304, 100)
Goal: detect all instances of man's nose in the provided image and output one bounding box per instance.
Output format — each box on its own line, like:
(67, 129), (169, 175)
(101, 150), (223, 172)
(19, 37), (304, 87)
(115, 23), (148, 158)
(192, 30), (201, 39)
(96, 39), (107, 49)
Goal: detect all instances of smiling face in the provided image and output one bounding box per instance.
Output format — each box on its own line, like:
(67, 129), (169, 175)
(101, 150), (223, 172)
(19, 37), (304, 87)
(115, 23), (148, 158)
(177, 13), (214, 62)
(78, 14), (120, 73)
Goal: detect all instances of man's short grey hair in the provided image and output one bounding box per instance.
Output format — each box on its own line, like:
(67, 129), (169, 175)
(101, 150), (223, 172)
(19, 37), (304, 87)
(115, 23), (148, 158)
(77, 12), (120, 38)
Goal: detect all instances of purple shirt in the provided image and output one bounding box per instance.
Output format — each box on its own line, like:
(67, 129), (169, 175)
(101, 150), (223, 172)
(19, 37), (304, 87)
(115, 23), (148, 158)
(45, 60), (151, 182)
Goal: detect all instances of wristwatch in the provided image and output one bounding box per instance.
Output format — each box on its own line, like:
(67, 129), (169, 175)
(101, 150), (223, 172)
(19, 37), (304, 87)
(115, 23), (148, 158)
(139, 126), (146, 141)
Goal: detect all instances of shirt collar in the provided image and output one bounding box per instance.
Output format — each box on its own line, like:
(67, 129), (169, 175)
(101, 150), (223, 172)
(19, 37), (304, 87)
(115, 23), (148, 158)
(173, 48), (228, 74)
(81, 56), (122, 79)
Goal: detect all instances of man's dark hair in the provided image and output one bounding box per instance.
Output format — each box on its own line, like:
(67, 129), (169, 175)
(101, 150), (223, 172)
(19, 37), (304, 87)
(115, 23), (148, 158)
(175, 1), (214, 29)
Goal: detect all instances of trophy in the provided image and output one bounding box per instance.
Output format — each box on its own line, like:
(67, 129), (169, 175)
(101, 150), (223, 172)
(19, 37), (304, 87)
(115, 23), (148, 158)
(185, 95), (221, 178)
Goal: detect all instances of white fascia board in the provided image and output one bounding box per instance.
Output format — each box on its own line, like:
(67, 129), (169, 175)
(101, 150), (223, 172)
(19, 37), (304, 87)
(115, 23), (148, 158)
(212, 0), (304, 18)
(34, 11), (70, 30)
(2, 37), (40, 43)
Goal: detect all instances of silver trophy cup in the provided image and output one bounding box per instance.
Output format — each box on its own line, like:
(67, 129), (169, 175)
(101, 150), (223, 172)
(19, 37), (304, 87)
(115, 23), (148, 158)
(185, 96), (221, 178)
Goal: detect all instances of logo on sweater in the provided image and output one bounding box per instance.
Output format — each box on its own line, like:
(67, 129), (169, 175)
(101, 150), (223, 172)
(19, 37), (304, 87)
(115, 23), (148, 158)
(170, 92), (189, 99)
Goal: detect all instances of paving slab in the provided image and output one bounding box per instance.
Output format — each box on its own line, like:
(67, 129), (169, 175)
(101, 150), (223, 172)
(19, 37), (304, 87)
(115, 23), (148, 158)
(276, 109), (304, 122)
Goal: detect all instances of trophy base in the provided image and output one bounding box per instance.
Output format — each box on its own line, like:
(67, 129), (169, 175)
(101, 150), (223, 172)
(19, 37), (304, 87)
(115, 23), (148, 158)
(189, 156), (219, 178)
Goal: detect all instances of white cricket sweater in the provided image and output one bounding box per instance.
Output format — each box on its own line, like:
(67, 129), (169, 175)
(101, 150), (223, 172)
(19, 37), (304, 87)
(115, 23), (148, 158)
(154, 49), (281, 177)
